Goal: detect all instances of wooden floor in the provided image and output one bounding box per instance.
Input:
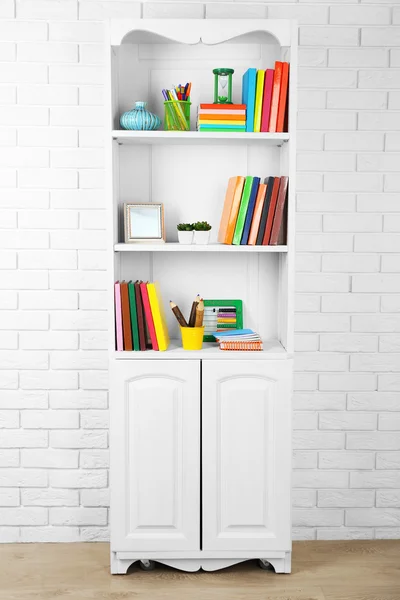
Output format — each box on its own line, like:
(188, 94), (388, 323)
(0, 541), (399, 599)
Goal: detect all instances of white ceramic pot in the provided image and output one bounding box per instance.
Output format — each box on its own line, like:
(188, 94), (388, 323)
(177, 230), (193, 244)
(194, 230), (211, 245)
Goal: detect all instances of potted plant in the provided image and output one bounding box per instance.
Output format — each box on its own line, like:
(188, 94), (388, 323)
(193, 221), (212, 245)
(177, 223), (194, 244)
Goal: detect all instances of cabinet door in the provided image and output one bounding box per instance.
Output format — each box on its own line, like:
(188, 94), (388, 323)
(202, 360), (292, 552)
(110, 360), (200, 552)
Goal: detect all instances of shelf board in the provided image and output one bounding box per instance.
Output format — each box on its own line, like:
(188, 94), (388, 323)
(114, 339), (288, 360)
(112, 130), (290, 146)
(114, 243), (288, 253)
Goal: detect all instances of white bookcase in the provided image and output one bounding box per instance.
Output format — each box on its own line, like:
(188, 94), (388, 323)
(106, 19), (296, 575)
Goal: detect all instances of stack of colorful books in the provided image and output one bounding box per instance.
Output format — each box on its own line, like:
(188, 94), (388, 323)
(218, 175), (289, 246)
(242, 61), (290, 132)
(114, 280), (169, 351)
(212, 329), (263, 352)
(197, 103), (246, 132)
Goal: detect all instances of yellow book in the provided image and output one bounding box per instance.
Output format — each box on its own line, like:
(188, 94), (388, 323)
(254, 70), (265, 133)
(147, 281), (170, 351)
(198, 120), (246, 126)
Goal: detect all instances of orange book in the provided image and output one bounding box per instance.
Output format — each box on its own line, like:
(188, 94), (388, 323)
(262, 177), (281, 245)
(218, 176), (245, 244)
(199, 114), (246, 122)
(120, 281), (132, 351)
(276, 62), (289, 133)
(268, 61), (282, 133)
(248, 183), (267, 245)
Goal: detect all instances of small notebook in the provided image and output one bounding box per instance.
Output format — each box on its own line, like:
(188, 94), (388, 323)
(212, 329), (263, 351)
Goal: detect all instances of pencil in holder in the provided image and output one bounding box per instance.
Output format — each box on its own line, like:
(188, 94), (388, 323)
(164, 101), (191, 132)
(180, 326), (204, 351)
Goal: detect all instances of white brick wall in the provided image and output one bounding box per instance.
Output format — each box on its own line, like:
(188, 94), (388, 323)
(0, 0), (399, 544)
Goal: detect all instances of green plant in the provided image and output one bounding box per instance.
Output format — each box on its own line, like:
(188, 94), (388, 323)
(177, 223), (194, 231)
(193, 221), (212, 231)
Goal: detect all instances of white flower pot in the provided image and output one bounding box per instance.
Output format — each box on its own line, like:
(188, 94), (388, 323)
(194, 230), (211, 245)
(177, 230), (194, 244)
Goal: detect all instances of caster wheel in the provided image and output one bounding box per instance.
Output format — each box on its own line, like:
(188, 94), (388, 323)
(258, 559), (272, 570)
(139, 560), (155, 571)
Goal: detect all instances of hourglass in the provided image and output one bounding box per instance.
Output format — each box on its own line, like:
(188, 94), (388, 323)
(213, 68), (234, 104)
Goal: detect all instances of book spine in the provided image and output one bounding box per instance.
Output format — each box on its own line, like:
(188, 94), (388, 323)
(140, 282), (159, 351)
(261, 69), (274, 133)
(121, 282), (132, 351)
(114, 282), (123, 352)
(268, 62), (283, 133)
(276, 62), (289, 133)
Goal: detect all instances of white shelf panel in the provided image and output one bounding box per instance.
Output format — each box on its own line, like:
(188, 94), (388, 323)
(113, 339), (288, 361)
(112, 130), (289, 146)
(114, 243), (288, 253)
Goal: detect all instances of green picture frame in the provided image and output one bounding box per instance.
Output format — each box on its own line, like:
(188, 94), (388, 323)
(203, 299), (243, 342)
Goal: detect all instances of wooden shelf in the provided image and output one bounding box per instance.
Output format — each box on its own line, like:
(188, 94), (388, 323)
(112, 130), (290, 146)
(114, 243), (288, 253)
(114, 339), (288, 360)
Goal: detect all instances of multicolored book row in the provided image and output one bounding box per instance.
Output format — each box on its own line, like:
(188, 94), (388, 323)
(197, 103), (246, 132)
(114, 281), (169, 352)
(242, 62), (289, 133)
(218, 176), (289, 246)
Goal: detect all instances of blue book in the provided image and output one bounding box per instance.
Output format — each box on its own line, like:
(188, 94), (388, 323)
(212, 329), (255, 337)
(240, 177), (260, 245)
(242, 68), (257, 132)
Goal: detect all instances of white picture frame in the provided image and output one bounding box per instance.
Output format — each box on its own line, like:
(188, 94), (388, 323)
(124, 203), (165, 243)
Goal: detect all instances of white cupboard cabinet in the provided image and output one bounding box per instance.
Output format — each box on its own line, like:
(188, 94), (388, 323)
(110, 360), (200, 554)
(202, 361), (292, 553)
(110, 359), (292, 574)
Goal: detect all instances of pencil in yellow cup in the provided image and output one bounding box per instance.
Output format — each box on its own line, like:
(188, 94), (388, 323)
(194, 299), (204, 327)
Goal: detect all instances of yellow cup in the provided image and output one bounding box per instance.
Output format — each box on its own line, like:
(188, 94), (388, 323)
(180, 326), (204, 351)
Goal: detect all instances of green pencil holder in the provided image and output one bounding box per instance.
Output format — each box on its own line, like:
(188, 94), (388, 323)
(164, 101), (191, 132)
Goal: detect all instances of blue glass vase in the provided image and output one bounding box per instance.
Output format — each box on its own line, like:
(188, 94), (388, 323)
(120, 101), (161, 131)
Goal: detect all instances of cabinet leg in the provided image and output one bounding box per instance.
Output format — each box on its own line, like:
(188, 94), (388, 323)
(110, 552), (134, 575)
(266, 553), (291, 574)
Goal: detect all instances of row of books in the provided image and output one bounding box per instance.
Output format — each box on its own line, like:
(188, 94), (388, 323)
(114, 280), (169, 351)
(218, 176), (288, 246)
(213, 329), (263, 351)
(197, 103), (246, 132)
(243, 62), (289, 133)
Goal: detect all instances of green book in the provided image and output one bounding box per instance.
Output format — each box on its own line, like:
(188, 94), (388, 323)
(232, 176), (254, 245)
(128, 281), (140, 351)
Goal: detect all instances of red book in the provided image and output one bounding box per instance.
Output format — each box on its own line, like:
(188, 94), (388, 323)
(199, 103), (246, 110)
(262, 177), (281, 245)
(268, 62), (282, 133)
(140, 282), (159, 351)
(276, 63), (289, 133)
(270, 177), (289, 245)
(134, 281), (146, 351)
(260, 69), (274, 133)
(120, 281), (132, 351)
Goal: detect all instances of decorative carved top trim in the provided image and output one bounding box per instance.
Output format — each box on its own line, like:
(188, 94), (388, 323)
(110, 19), (293, 48)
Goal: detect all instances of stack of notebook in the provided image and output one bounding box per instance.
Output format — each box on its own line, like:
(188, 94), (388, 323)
(218, 175), (289, 246)
(114, 280), (169, 351)
(212, 329), (263, 351)
(242, 62), (289, 132)
(197, 103), (246, 132)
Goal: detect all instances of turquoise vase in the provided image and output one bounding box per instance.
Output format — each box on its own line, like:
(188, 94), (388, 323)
(120, 101), (161, 131)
